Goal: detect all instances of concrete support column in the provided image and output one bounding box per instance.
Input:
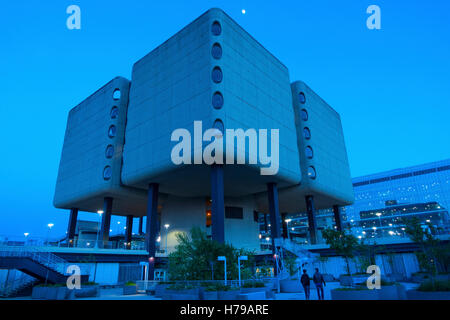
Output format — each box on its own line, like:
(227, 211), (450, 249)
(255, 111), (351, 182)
(267, 183), (281, 276)
(67, 208), (78, 244)
(138, 217), (143, 235)
(146, 183), (159, 280)
(211, 164), (225, 243)
(281, 212), (288, 239)
(100, 197), (113, 247)
(305, 195), (317, 245)
(333, 205), (343, 232)
(125, 215), (133, 249)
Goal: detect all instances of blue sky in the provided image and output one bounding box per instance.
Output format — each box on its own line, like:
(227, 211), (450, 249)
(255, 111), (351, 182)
(0, 0), (449, 237)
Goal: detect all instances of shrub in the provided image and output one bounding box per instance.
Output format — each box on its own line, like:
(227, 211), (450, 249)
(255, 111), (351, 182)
(125, 281), (136, 286)
(242, 281), (265, 288)
(418, 280), (450, 292)
(166, 283), (197, 291)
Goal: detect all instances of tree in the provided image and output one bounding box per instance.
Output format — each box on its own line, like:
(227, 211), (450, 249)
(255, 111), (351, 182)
(322, 229), (359, 275)
(404, 217), (442, 277)
(168, 227), (255, 281)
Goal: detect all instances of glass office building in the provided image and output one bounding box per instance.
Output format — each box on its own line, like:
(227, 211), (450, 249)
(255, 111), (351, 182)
(345, 159), (450, 240)
(258, 159), (450, 248)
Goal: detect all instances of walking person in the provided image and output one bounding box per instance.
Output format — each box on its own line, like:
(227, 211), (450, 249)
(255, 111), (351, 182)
(313, 268), (326, 300)
(300, 269), (311, 300)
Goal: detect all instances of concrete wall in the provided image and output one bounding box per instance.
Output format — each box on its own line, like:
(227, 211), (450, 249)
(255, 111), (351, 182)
(160, 194), (260, 252)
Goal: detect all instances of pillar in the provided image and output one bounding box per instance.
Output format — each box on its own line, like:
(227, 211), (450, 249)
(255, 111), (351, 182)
(100, 197), (113, 247)
(281, 212), (288, 239)
(125, 215), (133, 249)
(305, 195), (317, 245)
(267, 183), (281, 276)
(211, 164), (225, 243)
(138, 217), (143, 235)
(333, 205), (342, 232)
(67, 208), (78, 246)
(146, 183), (159, 280)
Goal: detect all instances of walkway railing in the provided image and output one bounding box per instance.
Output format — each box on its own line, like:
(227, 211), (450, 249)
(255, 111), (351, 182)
(0, 246), (90, 275)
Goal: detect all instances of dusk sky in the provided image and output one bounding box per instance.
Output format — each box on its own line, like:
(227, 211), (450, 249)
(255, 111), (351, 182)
(0, 0), (449, 238)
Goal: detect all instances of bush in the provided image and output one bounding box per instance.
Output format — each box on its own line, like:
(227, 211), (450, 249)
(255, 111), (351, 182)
(242, 281), (265, 288)
(166, 283), (197, 291)
(418, 280), (450, 292)
(125, 281), (136, 286)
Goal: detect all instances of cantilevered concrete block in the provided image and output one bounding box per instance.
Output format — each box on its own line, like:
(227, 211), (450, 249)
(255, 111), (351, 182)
(54, 77), (147, 215)
(121, 8), (301, 197)
(257, 81), (354, 212)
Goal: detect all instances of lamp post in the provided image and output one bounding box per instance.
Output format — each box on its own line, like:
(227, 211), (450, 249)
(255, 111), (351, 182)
(285, 219), (292, 240)
(46, 223), (54, 245)
(95, 210), (103, 248)
(218, 256), (227, 285)
(24, 233), (29, 246)
(238, 256), (248, 287)
(164, 224), (170, 254)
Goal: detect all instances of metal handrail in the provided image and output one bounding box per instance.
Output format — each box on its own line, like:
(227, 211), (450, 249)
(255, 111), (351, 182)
(0, 246), (89, 275)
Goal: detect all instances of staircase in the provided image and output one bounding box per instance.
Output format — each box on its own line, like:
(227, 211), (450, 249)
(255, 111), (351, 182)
(0, 247), (89, 296)
(0, 272), (38, 298)
(273, 238), (320, 279)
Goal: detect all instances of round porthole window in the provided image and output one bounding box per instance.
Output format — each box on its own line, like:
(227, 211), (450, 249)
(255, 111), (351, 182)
(211, 43), (222, 59)
(113, 89), (121, 100)
(105, 145), (114, 159)
(299, 92), (306, 104)
(305, 146), (313, 159)
(212, 92), (224, 109)
(103, 166), (112, 180)
(212, 66), (223, 83)
(211, 21), (222, 36)
(213, 119), (224, 133)
(303, 127), (311, 140)
(300, 109), (308, 121)
(110, 106), (119, 119)
(307, 166), (316, 179)
(108, 125), (116, 138)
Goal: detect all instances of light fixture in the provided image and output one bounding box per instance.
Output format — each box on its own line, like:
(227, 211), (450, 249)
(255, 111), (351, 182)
(24, 233), (29, 237)
(47, 223), (54, 228)
(164, 224), (170, 229)
(241, 9), (246, 14)
(97, 210), (104, 214)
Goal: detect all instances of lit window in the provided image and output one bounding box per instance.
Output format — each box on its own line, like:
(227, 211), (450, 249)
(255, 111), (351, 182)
(212, 91), (224, 109)
(211, 43), (222, 59)
(103, 166), (112, 180)
(300, 109), (308, 121)
(212, 66), (223, 83)
(307, 166), (316, 179)
(305, 146), (313, 159)
(113, 89), (121, 100)
(211, 21), (222, 36)
(299, 92), (306, 104)
(303, 127), (311, 140)
(108, 125), (116, 138)
(110, 106), (119, 119)
(105, 145), (114, 159)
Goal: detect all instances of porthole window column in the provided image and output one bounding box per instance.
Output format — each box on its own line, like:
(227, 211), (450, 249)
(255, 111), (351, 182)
(267, 182), (282, 276)
(146, 183), (159, 280)
(333, 205), (343, 232)
(67, 208), (78, 245)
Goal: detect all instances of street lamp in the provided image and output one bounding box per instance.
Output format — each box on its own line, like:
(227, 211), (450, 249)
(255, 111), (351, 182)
(218, 256), (227, 285)
(164, 224), (170, 254)
(375, 212), (382, 228)
(95, 210), (102, 248)
(285, 219), (292, 240)
(238, 256), (248, 287)
(46, 223), (54, 245)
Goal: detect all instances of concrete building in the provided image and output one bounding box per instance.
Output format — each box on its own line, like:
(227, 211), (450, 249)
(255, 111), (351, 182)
(54, 8), (353, 278)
